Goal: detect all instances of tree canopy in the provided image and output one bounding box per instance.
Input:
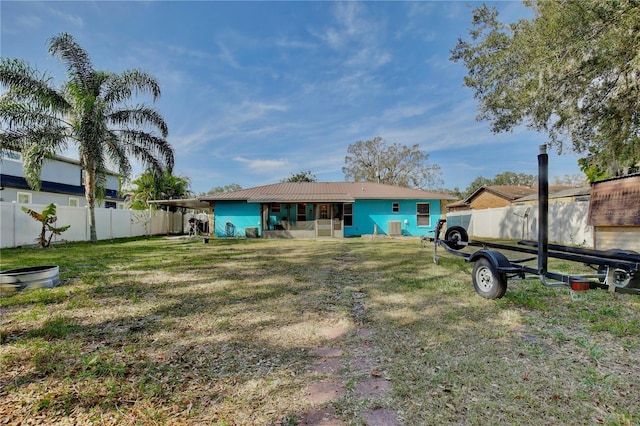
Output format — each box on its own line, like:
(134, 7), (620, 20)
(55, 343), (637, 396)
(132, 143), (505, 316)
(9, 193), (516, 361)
(281, 171), (317, 182)
(127, 170), (192, 211)
(205, 183), (243, 195)
(450, 1), (640, 176)
(462, 171), (537, 198)
(0, 33), (174, 241)
(342, 137), (442, 189)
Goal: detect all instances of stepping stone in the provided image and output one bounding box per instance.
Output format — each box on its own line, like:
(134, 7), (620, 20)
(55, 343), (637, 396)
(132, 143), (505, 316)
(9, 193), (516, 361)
(361, 408), (402, 426)
(299, 408), (345, 426)
(310, 348), (343, 358)
(308, 357), (342, 375)
(355, 378), (391, 399)
(305, 380), (345, 405)
(348, 356), (379, 375)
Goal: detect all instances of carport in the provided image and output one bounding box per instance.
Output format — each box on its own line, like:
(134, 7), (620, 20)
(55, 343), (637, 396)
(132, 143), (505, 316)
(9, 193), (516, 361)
(149, 198), (214, 236)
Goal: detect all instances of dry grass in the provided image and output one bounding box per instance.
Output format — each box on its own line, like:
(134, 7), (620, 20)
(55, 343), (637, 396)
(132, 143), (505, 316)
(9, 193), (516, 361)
(1, 236), (639, 425)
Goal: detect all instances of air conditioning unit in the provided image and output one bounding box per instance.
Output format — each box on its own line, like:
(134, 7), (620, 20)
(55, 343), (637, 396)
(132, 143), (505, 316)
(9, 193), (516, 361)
(388, 221), (402, 236)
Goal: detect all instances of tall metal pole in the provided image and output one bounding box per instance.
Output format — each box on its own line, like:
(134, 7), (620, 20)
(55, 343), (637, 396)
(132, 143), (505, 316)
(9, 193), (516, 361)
(538, 144), (549, 275)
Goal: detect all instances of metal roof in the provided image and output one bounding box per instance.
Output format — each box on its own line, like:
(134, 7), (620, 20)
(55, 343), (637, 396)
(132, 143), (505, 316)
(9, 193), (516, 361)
(199, 182), (456, 203)
(514, 186), (591, 202)
(149, 198), (212, 210)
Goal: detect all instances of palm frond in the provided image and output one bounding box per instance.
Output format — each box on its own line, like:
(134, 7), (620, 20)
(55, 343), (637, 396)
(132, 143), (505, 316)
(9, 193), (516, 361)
(118, 129), (175, 172)
(109, 106), (169, 137)
(48, 33), (93, 87)
(0, 98), (69, 132)
(21, 141), (61, 191)
(0, 58), (70, 112)
(104, 131), (132, 179)
(104, 69), (161, 104)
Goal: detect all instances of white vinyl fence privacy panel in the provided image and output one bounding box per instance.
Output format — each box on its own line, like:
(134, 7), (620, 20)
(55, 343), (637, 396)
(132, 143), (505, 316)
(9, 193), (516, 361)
(0, 202), (184, 248)
(446, 201), (593, 248)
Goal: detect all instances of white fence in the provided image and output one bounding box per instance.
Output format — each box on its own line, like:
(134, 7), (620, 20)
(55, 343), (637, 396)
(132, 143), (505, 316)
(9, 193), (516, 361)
(446, 201), (593, 248)
(0, 202), (194, 248)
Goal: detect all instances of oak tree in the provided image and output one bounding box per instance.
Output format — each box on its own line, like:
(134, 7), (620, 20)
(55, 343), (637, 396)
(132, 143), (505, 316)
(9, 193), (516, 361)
(451, 1), (640, 176)
(342, 137), (442, 189)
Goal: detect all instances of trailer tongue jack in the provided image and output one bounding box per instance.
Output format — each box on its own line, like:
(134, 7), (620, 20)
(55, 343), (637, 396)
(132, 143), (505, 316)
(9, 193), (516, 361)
(430, 145), (640, 299)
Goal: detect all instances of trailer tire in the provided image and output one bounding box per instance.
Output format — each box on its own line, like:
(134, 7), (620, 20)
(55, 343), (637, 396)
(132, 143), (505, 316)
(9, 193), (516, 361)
(444, 226), (468, 250)
(472, 257), (507, 299)
(598, 249), (640, 289)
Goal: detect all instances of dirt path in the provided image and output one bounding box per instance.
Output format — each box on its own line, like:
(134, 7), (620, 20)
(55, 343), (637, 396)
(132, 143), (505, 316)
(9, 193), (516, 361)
(297, 253), (403, 425)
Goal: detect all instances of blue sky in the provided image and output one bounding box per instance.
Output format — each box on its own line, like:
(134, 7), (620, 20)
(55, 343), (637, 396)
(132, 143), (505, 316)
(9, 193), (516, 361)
(1, 1), (584, 195)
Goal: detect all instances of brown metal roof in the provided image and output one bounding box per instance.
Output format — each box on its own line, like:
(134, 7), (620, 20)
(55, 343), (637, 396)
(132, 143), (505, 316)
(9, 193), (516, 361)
(199, 182), (456, 203)
(588, 174), (640, 226)
(514, 186), (590, 202)
(483, 185), (538, 200)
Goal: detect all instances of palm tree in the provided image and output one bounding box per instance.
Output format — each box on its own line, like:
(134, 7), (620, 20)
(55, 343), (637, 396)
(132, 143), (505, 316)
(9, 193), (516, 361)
(0, 33), (174, 242)
(128, 169), (192, 211)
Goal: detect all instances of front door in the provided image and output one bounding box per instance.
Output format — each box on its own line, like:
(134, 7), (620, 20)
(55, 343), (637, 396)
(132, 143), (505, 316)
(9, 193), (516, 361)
(317, 204), (332, 237)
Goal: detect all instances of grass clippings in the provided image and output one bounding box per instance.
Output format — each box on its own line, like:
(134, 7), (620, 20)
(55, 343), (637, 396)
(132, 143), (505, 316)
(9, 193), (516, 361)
(1, 236), (639, 425)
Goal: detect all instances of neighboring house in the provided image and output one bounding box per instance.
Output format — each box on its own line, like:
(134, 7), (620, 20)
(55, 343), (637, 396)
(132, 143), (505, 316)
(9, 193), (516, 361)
(588, 174), (640, 252)
(447, 185), (539, 212)
(197, 182), (456, 238)
(447, 185), (577, 212)
(0, 150), (124, 208)
(512, 186), (591, 205)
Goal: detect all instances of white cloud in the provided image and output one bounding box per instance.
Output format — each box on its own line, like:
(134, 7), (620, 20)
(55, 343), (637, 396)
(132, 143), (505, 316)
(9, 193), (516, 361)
(311, 2), (391, 70)
(16, 15), (42, 29)
(233, 156), (289, 172)
(275, 37), (317, 50)
(216, 40), (241, 69)
(45, 5), (84, 28)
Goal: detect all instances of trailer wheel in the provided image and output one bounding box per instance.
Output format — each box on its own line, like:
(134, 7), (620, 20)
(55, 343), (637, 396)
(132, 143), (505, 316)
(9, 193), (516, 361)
(598, 249), (640, 289)
(472, 257), (507, 299)
(444, 226), (468, 250)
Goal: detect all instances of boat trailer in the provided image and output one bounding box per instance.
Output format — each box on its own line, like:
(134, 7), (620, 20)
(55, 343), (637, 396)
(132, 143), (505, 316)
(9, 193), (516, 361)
(430, 145), (640, 299)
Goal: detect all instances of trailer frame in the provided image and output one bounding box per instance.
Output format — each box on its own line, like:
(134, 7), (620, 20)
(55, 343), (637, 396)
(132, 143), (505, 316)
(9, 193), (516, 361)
(430, 145), (640, 299)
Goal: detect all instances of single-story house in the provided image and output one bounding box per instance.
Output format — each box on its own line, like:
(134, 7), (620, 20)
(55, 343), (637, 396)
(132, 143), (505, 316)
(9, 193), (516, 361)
(447, 185), (575, 212)
(447, 185), (538, 212)
(196, 182), (456, 238)
(512, 186), (591, 205)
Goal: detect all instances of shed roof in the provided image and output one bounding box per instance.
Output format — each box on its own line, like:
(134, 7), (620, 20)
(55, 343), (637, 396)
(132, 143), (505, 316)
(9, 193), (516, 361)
(200, 182), (456, 203)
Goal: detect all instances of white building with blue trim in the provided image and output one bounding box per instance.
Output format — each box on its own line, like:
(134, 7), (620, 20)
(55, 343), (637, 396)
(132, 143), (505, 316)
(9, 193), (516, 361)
(0, 150), (124, 208)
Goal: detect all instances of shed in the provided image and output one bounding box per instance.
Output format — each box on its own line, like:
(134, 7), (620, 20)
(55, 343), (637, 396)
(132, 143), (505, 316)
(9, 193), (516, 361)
(587, 174), (640, 252)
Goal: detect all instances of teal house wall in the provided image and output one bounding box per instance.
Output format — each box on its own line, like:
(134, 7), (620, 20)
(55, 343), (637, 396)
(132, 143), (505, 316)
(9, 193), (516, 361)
(344, 199), (442, 237)
(214, 201), (261, 237)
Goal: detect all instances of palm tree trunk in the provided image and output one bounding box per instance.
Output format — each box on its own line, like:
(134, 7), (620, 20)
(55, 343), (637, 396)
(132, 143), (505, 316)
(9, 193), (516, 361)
(85, 167), (98, 243)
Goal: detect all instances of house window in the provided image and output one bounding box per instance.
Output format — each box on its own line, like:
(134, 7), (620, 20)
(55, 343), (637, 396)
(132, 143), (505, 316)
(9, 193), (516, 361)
(271, 204), (281, 213)
(416, 203), (430, 226)
(17, 192), (32, 204)
(343, 203), (353, 227)
(105, 201), (117, 209)
(69, 197), (80, 207)
(392, 202), (400, 213)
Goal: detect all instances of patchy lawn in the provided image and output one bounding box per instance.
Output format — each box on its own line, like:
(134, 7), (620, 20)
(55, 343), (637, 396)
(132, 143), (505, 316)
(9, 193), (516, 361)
(1, 237), (639, 425)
